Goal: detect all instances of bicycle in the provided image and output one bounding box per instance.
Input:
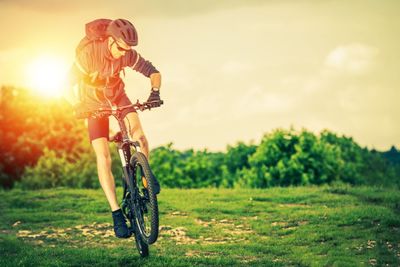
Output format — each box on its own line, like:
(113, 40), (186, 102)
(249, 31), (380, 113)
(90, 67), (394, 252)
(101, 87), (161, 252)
(77, 99), (163, 257)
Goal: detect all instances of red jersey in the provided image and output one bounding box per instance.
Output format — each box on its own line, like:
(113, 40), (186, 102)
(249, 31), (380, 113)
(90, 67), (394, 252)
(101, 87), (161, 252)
(70, 38), (158, 107)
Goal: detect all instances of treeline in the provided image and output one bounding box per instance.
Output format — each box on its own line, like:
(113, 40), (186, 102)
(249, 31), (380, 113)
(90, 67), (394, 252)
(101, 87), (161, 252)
(150, 132), (400, 189)
(0, 86), (122, 189)
(1, 86), (399, 189)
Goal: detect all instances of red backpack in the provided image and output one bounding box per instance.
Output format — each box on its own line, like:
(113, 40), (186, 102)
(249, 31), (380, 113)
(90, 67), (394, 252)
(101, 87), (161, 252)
(76, 19), (112, 55)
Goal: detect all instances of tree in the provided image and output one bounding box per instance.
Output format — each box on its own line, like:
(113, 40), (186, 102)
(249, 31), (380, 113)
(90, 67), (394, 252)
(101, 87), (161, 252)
(0, 86), (90, 188)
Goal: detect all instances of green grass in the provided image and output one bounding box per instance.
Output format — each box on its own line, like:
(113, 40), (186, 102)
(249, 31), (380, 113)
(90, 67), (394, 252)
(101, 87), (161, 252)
(1, 186), (399, 266)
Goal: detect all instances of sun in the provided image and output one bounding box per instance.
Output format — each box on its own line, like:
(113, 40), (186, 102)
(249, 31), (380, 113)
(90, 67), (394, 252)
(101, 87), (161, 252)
(25, 55), (69, 98)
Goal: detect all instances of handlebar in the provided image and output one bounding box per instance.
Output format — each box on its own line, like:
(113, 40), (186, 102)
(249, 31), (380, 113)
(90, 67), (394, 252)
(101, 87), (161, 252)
(75, 99), (164, 119)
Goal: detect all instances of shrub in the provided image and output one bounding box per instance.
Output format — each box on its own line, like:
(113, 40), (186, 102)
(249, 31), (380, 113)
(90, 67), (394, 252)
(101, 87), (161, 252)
(17, 148), (98, 189)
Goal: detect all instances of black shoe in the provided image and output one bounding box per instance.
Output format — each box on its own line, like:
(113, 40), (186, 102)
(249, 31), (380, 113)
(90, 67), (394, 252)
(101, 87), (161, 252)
(112, 209), (131, 238)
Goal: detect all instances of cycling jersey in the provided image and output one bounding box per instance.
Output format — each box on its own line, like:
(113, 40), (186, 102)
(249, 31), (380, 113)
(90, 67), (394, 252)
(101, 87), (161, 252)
(70, 38), (159, 108)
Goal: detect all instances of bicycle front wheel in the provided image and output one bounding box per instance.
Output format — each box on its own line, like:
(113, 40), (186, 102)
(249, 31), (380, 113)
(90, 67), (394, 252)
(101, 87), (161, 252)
(130, 152), (159, 244)
(121, 187), (149, 257)
(133, 223), (149, 257)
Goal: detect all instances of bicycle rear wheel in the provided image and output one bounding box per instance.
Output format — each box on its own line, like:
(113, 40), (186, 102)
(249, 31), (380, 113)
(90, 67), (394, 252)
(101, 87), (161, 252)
(130, 152), (159, 245)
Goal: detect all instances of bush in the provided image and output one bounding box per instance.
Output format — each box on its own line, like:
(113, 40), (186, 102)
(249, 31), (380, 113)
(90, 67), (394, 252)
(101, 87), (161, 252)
(0, 86), (88, 188)
(150, 143), (226, 188)
(235, 129), (340, 188)
(17, 148), (98, 189)
(234, 128), (399, 188)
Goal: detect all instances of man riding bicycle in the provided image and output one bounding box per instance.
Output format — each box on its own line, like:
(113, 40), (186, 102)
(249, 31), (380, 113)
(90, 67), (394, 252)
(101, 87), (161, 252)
(64, 18), (161, 238)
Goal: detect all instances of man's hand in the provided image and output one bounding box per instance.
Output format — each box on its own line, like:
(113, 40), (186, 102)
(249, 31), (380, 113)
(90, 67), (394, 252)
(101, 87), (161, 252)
(146, 88), (161, 103)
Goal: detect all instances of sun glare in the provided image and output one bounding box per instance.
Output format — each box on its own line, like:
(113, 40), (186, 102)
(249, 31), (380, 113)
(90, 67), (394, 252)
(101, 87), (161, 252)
(26, 55), (69, 98)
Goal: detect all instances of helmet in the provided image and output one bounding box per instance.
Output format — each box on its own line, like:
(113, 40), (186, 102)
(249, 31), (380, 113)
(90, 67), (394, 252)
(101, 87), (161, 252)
(107, 19), (138, 46)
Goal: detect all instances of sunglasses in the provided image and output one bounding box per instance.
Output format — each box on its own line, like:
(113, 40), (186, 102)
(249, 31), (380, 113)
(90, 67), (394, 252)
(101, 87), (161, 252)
(112, 40), (131, 52)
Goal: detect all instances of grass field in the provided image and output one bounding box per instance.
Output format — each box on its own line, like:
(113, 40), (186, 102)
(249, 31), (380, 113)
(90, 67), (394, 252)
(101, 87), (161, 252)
(1, 186), (400, 266)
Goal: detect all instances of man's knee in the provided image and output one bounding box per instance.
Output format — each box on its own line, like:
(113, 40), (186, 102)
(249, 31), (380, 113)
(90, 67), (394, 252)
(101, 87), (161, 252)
(92, 138), (112, 168)
(138, 134), (148, 149)
(96, 153), (112, 168)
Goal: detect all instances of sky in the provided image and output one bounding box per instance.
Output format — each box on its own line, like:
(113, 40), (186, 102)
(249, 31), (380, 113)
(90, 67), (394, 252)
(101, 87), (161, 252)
(0, 0), (399, 151)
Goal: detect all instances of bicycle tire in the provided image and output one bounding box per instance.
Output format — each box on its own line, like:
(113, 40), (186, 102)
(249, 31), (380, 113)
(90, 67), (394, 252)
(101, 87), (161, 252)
(133, 224), (149, 257)
(121, 182), (149, 257)
(130, 152), (159, 244)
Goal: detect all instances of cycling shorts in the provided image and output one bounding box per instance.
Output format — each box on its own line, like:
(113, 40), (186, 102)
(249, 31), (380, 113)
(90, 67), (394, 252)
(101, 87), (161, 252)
(88, 92), (136, 143)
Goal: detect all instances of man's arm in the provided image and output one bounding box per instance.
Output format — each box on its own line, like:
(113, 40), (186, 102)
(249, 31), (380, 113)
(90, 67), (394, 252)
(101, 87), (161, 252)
(150, 72), (161, 90)
(123, 50), (162, 98)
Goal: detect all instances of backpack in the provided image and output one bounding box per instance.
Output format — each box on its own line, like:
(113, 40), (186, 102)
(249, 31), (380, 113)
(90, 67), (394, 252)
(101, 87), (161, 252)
(76, 19), (112, 55)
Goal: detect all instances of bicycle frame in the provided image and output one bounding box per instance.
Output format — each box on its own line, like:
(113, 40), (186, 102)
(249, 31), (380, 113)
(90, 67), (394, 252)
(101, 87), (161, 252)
(110, 111), (140, 202)
(83, 100), (161, 255)
(83, 100), (162, 196)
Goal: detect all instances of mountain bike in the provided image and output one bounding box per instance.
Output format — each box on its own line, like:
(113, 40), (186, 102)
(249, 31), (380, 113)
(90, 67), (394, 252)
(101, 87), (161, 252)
(77, 99), (162, 257)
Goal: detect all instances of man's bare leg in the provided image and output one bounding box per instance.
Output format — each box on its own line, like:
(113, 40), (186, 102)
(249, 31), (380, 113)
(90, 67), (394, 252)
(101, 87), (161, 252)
(91, 137), (119, 211)
(125, 112), (149, 159)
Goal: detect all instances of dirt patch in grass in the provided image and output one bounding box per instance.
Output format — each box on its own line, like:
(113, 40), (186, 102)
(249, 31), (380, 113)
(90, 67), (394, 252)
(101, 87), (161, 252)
(240, 216), (259, 221)
(239, 255), (258, 263)
(271, 220), (309, 229)
(15, 220), (254, 248)
(195, 218), (249, 229)
(170, 211), (189, 216)
(194, 218), (255, 242)
(225, 228), (254, 236)
(222, 221), (254, 236)
(16, 222), (114, 239)
(185, 250), (258, 263)
(160, 223), (250, 245)
(271, 221), (288, 227)
(195, 218), (211, 227)
(202, 236), (238, 244)
(185, 250), (220, 258)
(159, 225), (197, 245)
(159, 225), (236, 245)
(14, 222), (143, 249)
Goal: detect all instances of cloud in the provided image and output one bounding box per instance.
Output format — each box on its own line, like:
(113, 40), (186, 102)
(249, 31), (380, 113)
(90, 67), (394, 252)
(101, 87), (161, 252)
(324, 43), (379, 75)
(235, 85), (294, 115)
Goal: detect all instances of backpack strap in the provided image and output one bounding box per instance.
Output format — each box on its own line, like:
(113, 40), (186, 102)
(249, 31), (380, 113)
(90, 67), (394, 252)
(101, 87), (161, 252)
(74, 60), (88, 75)
(74, 60), (100, 85)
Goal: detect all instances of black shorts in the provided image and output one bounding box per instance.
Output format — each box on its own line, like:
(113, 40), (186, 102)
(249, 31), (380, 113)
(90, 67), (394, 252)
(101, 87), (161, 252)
(88, 93), (136, 143)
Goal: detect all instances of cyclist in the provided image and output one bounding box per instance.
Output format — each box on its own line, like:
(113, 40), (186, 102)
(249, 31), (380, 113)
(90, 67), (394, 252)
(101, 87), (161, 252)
(65, 18), (161, 238)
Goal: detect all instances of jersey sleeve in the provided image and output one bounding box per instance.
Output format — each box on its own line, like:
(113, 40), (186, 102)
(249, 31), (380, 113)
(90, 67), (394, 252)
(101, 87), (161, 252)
(123, 49), (159, 77)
